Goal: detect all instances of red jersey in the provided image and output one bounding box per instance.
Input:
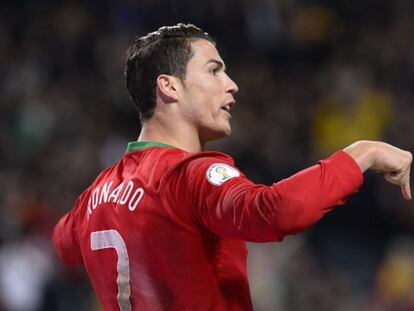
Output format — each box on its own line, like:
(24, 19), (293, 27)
(53, 141), (363, 311)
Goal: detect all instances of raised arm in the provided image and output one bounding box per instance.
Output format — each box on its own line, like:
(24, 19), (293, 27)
(181, 152), (363, 242)
(344, 140), (412, 200)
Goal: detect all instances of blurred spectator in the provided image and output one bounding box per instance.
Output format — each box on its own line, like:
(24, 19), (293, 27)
(312, 62), (391, 156)
(371, 236), (414, 310)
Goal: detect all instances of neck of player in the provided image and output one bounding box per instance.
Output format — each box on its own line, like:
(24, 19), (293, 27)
(138, 118), (206, 153)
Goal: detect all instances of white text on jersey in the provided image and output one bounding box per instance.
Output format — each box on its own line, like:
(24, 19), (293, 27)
(87, 180), (145, 219)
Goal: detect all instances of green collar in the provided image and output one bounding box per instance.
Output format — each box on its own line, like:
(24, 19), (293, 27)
(126, 141), (175, 153)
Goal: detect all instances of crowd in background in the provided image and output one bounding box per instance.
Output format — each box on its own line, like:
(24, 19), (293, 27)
(2, 0), (414, 310)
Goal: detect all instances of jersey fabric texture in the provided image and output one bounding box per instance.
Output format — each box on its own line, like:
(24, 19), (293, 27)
(53, 141), (363, 311)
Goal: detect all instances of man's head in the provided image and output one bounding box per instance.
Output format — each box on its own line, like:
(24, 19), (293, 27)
(125, 23), (238, 144)
(125, 23), (214, 121)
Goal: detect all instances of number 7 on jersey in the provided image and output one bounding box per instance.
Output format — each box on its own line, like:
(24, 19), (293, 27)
(91, 230), (132, 311)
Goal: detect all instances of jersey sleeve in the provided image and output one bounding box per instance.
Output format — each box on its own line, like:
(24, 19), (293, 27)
(183, 150), (363, 242)
(52, 195), (85, 264)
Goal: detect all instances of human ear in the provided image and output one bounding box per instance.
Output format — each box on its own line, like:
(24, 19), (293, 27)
(156, 75), (179, 103)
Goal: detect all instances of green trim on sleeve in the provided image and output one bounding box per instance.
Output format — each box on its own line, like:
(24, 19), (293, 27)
(126, 141), (175, 153)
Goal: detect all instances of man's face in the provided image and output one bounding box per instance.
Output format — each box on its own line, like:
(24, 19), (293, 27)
(177, 39), (238, 143)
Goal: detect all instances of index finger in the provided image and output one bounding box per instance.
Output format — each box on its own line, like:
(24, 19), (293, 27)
(401, 182), (412, 200)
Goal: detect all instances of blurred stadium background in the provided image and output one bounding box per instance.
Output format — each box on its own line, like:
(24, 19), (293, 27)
(1, 0), (414, 310)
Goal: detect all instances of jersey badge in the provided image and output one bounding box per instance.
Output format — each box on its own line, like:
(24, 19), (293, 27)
(206, 163), (240, 186)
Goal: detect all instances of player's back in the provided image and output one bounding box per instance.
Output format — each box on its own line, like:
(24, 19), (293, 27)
(62, 142), (251, 311)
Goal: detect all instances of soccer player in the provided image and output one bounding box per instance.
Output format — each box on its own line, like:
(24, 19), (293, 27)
(53, 24), (412, 311)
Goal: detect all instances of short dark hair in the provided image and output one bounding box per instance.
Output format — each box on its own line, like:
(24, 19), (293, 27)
(124, 23), (214, 121)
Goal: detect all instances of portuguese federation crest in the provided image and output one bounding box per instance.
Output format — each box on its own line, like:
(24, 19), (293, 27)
(206, 163), (240, 186)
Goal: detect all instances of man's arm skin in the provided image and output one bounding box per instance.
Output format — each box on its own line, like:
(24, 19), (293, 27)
(344, 140), (412, 200)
